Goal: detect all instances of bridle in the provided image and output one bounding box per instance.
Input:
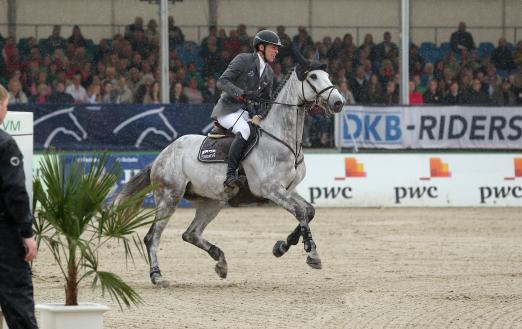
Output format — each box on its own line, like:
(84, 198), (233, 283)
(258, 69), (336, 110)
(253, 69), (337, 168)
(300, 70), (336, 109)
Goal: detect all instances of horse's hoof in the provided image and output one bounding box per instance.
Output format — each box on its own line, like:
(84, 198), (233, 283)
(215, 262), (228, 279)
(156, 279), (171, 288)
(152, 275), (170, 288)
(306, 256), (322, 270)
(273, 240), (289, 257)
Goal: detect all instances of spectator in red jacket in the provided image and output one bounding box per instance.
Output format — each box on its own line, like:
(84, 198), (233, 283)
(409, 80), (424, 104)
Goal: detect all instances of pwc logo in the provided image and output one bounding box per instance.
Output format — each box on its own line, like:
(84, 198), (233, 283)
(335, 157), (366, 180)
(309, 157), (363, 204)
(420, 157), (451, 180)
(395, 157), (450, 204)
(481, 157), (522, 204)
(504, 158), (522, 180)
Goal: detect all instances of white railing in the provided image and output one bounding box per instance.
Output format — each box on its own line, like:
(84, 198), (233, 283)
(1, 23), (521, 45)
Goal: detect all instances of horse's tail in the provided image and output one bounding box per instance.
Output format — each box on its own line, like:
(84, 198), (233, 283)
(114, 163), (153, 205)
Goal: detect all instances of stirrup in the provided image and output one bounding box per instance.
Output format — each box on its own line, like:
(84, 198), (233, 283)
(224, 174), (240, 188)
(224, 174), (246, 188)
(208, 122), (231, 139)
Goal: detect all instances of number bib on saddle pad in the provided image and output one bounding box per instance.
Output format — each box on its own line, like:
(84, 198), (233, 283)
(197, 128), (260, 163)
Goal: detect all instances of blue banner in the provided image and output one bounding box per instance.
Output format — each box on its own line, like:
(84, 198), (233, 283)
(61, 152), (190, 208)
(11, 104), (214, 151)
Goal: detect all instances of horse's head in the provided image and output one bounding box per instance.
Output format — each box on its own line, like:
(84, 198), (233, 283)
(294, 49), (345, 114)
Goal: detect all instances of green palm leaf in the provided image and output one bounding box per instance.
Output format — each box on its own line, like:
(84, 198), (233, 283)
(33, 151), (156, 308)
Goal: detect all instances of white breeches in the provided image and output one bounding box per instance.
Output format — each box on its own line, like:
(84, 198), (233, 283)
(217, 109), (250, 140)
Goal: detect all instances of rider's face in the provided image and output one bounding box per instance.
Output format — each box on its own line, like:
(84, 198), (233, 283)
(262, 44), (279, 63)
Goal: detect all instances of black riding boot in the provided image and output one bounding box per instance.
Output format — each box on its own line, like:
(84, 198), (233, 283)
(224, 133), (248, 188)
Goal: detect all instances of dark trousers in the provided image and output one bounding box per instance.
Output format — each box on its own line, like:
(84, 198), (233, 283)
(0, 224), (38, 329)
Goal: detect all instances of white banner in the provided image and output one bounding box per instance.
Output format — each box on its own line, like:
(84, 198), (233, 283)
(336, 106), (522, 149)
(296, 153), (522, 207)
(1, 112), (34, 199)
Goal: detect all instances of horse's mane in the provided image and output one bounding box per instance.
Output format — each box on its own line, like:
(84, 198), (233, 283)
(272, 67), (296, 100)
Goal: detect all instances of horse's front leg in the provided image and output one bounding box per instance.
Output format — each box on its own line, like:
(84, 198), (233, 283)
(272, 191), (315, 253)
(266, 186), (321, 269)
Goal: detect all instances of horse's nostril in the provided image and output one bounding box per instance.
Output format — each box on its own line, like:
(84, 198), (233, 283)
(333, 101), (343, 112)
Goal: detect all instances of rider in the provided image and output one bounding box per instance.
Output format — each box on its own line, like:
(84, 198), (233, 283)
(212, 30), (282, 189)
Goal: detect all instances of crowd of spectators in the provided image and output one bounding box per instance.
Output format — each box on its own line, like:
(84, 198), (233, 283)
(1, 19), (522, 147)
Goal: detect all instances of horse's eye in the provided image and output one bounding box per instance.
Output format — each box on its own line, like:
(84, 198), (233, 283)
(310, 73), (317, 80)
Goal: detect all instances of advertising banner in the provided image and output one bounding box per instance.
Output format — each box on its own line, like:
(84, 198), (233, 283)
(39, 152), (522, 208)
(295, 153), (522, 207)
(336, 106), (522, 149)
(10, 104), (213, 151)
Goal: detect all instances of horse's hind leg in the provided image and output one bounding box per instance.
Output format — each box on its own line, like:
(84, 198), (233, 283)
(181, 199), (227, 278)
(144, 187), (181, 287)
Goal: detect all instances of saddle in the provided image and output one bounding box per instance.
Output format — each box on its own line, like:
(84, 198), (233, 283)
(197, 121), (259, 163)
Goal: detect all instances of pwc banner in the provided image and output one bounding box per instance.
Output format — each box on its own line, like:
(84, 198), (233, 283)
(336, 106), (522, 149)
(295, 153), (522, 207)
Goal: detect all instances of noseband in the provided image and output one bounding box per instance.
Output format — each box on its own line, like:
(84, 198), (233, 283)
(301, 72), (336, 109)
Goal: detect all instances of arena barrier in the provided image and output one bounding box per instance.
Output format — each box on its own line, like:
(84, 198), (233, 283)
(296, 153), (522, 207)
(2, 112), (33, 199)
(32, 152), (522, 208)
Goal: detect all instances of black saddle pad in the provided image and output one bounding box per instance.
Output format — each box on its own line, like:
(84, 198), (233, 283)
(198, 128), (259, 163)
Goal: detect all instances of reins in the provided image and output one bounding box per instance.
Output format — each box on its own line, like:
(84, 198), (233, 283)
(252, 72), (336, 169)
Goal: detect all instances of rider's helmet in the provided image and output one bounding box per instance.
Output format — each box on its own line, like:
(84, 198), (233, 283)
(253, 30), (283, 50)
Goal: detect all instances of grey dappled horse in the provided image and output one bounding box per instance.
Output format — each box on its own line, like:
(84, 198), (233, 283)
(116, 56), (345, 287)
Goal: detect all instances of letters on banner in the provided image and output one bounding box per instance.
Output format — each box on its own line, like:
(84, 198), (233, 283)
(336, 106), (522, 149)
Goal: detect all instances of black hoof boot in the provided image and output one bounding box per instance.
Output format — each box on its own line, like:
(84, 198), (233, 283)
(273, 240), (289, 257)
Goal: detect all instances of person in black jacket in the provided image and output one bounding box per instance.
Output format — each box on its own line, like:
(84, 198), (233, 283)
(212, 30), (281, 189)
(443, 80), (464, 105)
(423, 79), (443, 104)
(491, 37), (516, 71)
(450, 22), (475, 53)
(46, 81), (74, 104)
(0, 84), (39, 329)
(463, 78), (491, 105)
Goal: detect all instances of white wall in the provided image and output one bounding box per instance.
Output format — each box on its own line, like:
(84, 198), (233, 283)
(0, 0), (521, 44)
(0, 0), (7, 36)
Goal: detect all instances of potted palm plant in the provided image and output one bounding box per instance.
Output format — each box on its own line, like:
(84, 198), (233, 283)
(32, 152), (156, 329)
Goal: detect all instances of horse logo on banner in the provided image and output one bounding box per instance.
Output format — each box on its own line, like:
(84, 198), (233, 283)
(34, 107), (88, 148)
(112, 107), (179, 148)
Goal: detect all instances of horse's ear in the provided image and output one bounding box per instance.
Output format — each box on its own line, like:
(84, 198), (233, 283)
(292, 45), (307, 65)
